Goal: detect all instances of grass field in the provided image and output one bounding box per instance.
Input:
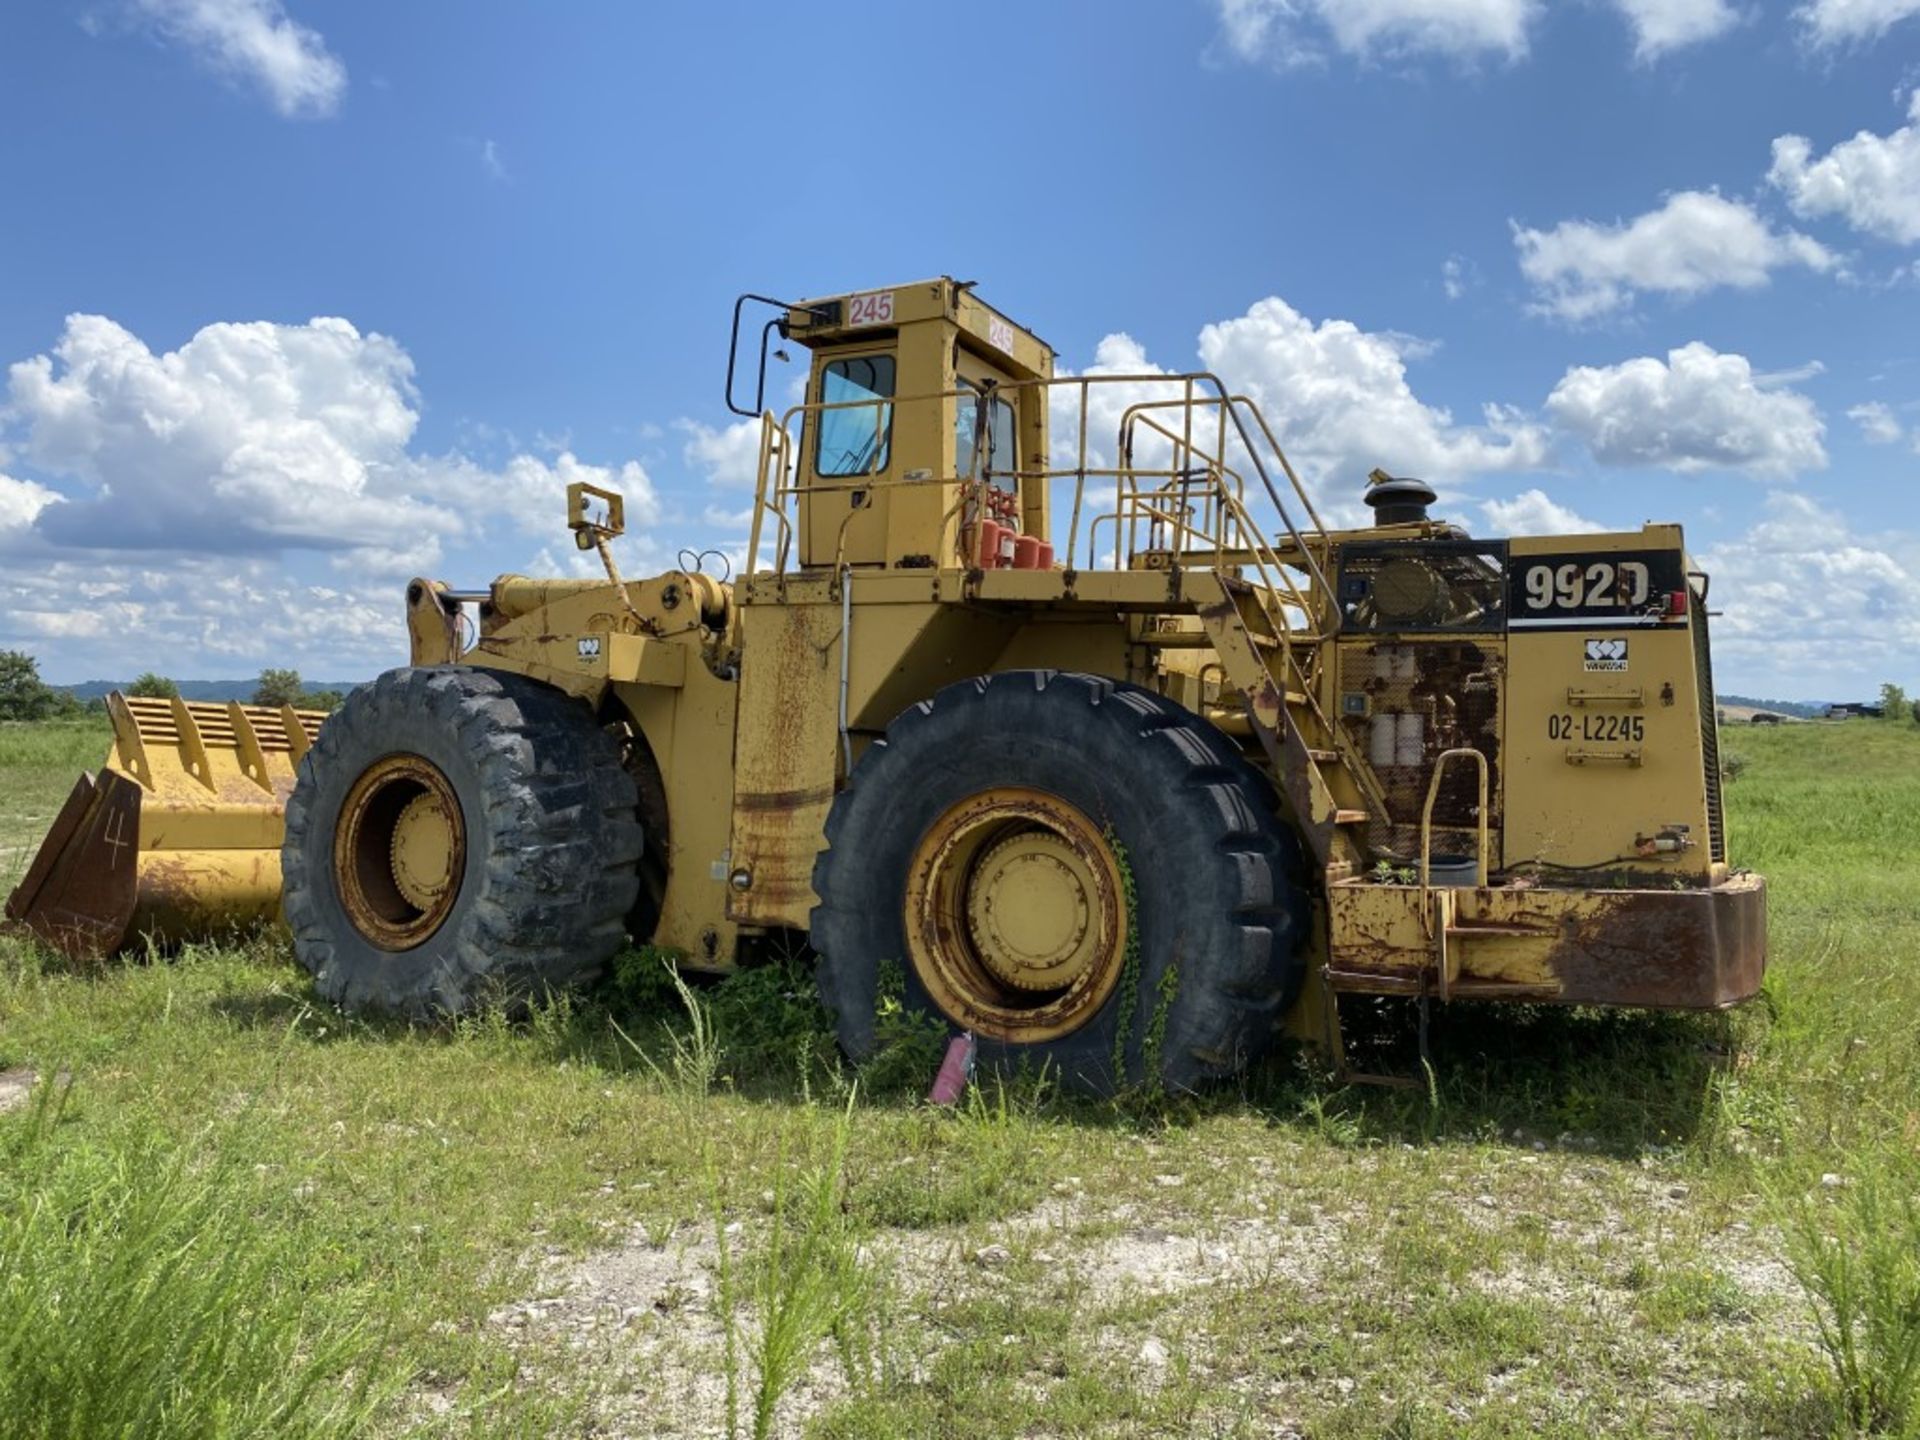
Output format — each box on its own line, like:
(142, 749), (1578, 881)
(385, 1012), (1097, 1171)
(2, 716), (1917, 1438)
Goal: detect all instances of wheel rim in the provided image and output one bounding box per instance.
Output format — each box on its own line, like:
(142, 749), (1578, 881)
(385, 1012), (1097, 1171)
(333, 755), (466, 950)
(903, 787), (1130, 1043)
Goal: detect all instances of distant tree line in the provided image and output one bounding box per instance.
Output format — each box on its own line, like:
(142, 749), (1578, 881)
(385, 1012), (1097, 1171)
(248, 668), (343, 713)
(0, 651), (87, 720)
(1, 652), (345, 720)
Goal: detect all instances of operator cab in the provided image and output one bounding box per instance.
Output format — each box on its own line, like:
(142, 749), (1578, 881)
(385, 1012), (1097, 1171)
(727, 279), (1055, 571)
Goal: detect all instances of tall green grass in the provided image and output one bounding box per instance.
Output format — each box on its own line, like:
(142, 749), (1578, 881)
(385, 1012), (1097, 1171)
(620, 967), (891, 1440)
(1782, 1157), (1920, 1436)
(0, 1079), (406, 1440)
(2, 716), (1918, 1435)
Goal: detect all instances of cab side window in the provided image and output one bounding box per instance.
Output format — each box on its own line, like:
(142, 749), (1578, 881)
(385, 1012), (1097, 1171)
(816, 355), (895, 477)
(955, 383), (1018, 495)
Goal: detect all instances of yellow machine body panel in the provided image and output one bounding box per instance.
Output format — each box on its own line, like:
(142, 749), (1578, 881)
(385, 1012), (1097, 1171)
(1500, 528), (1719, 878)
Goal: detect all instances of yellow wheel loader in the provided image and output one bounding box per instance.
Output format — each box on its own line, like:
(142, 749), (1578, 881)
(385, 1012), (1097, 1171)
(8, 278), (1766, 1092)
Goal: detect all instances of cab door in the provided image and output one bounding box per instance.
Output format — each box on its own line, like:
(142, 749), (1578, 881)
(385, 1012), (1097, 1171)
(800, 347), (897, 568)
(953, 343), (1023, 562)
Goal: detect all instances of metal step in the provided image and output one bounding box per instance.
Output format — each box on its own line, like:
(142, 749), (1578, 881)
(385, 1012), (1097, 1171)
(1138, 626), (1278, 650)
(1324, 967), (1562, 1001)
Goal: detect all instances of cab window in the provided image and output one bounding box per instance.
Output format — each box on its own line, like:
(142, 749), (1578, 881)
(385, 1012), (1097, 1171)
(816, 355), (894, 477)
(956, 382), (1018, 494)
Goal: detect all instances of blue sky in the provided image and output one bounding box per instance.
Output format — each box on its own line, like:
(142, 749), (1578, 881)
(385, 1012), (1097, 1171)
(1, 0), (1917, 698)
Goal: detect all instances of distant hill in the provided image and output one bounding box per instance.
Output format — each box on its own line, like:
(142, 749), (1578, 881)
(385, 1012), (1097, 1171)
(59, 679), (365, 703)
(1719, 694), (1829, 719)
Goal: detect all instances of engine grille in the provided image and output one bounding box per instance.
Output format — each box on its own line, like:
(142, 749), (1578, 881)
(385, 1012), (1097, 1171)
(1690, 589), (1728, 863)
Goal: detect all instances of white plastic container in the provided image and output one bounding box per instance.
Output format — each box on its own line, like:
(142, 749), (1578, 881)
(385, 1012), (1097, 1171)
(1396, 711), (1425, 767)
(1369, 712), (1398, 768)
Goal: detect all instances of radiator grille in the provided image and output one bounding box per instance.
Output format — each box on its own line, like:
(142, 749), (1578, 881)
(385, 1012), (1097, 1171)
(1690, 590), (1727, 863)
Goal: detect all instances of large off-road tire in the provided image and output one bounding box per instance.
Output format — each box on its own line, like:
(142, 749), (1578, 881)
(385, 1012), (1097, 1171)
(282, 666), (641, 1019)
(810, 671), (1307, 1095)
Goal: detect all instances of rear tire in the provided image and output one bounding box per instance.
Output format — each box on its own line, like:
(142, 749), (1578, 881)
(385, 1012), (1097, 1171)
(282, 666), (640, 1019)
(810, 671), (1307, 1095)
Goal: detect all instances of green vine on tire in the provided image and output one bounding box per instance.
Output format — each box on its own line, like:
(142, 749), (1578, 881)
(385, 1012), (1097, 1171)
(1108, 829), (1143, 1082)
(1145, 957), (1181, 1081)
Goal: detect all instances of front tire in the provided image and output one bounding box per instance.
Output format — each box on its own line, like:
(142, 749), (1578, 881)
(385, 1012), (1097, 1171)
(810, 671), (1306, 1094)
(282, 666), (641, 1019)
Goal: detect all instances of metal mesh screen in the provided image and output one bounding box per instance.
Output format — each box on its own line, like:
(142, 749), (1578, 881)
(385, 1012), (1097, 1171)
(1345, 640), (1502, 867)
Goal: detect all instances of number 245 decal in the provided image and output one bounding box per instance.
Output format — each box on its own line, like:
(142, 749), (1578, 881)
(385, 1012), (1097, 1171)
(846, 291), (894, 327)
(1521, 560), (1651, 611)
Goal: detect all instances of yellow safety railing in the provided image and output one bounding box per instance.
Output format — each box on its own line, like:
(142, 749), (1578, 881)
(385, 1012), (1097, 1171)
(1419, 747), (1491, 893)
(746, 372), (1334, 630)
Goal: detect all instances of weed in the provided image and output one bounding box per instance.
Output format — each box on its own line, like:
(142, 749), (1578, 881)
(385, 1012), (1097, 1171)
(704, 958), (835, 1084)
(746, 1096), (869, 1440)
(603, 943), (689, 1016)
(616, 959), (722, 1102)
(1144, 958), (1179, 1080)
(1781, 1160), (1920, 1434)
(707, 1093), (880, 1440)
(0, 1078), (404, 1439)
(832, 957), (946, 1100)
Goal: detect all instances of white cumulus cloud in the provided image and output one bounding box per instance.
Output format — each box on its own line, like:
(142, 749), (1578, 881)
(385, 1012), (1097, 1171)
(1608, 0), (1743, 56)
(1794, 0), (1920, 44)
(129, 0), (346, 118)
(0, 473), (62, 536)
(1195, 297), (1549, 491)
(1041, 303), (1544, 553)
(0, 313), (666, 675)
(1768, 92), (1920, 245)
(1214, 0), (1539, 65)
(1700, 493), (1920, 690)
(0, 555), (402, 678)
(1848, 401), (1905, 443)
(4, 313), (665, 578)
(1479, 488), (1603, 535)
(7, 313), (442, 565)
(1546, 342), (1827, 476)
(679, 418), (765, 492)
(1513, 191), (1836, 321)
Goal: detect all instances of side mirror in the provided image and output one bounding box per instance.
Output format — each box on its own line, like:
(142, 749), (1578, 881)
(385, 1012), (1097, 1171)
(567, 482), (625, 552)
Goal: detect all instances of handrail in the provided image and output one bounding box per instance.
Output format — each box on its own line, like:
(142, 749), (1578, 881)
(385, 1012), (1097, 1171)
(747, 373), (1333, 608)
(1419, 748), (1490, 893)
(745, 370), (1357, 752)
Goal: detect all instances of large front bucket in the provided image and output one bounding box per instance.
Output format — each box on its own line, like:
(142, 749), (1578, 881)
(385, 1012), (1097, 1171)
(4, 694), (327, 958)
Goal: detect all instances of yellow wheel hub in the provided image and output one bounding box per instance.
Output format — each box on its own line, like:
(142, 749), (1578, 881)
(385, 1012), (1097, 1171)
(904, 787), (1129, 1044)
(390, 792), (458, 911)
(334, 755), (466, 950)
(965, 833), (1101, 992)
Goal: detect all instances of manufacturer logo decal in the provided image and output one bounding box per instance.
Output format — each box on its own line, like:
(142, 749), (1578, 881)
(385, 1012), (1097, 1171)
(1584, 637), (1628, 672)
(577, 637), (602, 660)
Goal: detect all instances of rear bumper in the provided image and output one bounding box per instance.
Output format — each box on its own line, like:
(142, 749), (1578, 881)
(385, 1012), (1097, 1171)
(1326, 871), (1767, 1010)
(1534, 871), (1767, 1009)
